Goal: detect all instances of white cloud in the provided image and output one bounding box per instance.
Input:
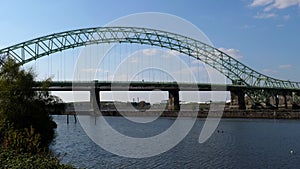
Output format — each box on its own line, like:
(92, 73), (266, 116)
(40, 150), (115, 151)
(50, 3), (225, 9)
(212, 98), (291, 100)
(269, 0), (300, 10)
(251, 0), (300, 11)
(162, 50), (181, 58)
(140, 48), (181, 59)
(218, 48), (243, 60)
(276, 24), (285, 28)
(262, 68), (277, 74)
(242, 24), (256, 29)
(279, 64), (292, 69)
(81, 68), (105, 73)
(129, 57), (139, 63)
(261, 65), (292, 76)
(254, 12), (277, 19)
(283, 14), (291, 20)
(167, 50), (181, 56)
(251, 0), (274, 7)
(142, 48), (158, 56)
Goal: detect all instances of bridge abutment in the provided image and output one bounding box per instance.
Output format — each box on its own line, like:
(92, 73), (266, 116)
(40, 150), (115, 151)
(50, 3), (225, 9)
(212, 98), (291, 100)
(168, 90), (180, 111)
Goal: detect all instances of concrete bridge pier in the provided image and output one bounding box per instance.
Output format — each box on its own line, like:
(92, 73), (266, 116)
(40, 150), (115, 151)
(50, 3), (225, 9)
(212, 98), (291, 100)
(283, 94), (288, 109)
(90, 86), (100, 113)
(265, 96), (277, 109)
(168, 90), (180, 111)
(292, 92), (300, 109)
(231, 91), (246, 110)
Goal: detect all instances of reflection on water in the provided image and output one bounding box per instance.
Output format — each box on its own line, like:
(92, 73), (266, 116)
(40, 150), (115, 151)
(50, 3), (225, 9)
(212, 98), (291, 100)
(51, 116), (300, 168)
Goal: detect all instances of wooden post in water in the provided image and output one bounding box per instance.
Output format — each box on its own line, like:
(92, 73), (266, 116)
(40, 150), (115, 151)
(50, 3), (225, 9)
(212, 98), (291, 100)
(73, 114), (77, 124)
(67, 114), (69, 124)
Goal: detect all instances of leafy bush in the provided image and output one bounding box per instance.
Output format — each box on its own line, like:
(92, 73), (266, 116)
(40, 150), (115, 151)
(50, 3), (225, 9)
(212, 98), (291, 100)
(0, 58), (73, 168)
(0, 149), (75, 169)
(0, 117), (77, 168)
(0, 58), (64, 150)
(0, 120), (43, 154)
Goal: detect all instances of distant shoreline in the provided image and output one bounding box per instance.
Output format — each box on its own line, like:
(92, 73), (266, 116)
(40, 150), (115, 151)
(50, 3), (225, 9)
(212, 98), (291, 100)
(60, 109), (300, 119)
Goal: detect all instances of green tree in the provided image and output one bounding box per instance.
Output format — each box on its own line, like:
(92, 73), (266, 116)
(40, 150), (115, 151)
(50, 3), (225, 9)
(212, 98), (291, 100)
(0, 58), (64, 151)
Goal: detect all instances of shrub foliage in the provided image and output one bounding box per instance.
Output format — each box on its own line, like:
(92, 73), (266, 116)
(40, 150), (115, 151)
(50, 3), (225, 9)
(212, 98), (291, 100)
(0, 58), (64, 153)
(0, 57), (73, 168)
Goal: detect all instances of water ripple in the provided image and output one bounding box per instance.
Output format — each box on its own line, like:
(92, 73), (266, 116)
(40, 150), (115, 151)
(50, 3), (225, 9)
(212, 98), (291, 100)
(51, 116), (300, 168)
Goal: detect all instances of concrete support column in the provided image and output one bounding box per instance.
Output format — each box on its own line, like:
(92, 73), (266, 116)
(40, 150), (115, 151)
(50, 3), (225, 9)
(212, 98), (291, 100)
(90, 82), (100, 112)
(283, 94), (288, 109)
(168, 90), (180, 111)
(231, 91), (246, 110)
(292, 92), (298, 109)
(238, 91), (246, 110)
(265, 96), (272, 109)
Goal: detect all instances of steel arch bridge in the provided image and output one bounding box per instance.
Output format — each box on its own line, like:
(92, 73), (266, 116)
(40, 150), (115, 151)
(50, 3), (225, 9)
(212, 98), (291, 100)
(0, 26), (299, 105)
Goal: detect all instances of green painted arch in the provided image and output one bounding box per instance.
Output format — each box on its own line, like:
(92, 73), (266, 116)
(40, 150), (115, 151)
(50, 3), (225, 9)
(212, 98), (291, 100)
(0, 26), (299, 90)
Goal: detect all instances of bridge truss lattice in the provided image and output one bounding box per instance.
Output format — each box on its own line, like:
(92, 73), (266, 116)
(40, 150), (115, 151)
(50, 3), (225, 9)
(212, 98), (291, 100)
(0, 26), (299, 104)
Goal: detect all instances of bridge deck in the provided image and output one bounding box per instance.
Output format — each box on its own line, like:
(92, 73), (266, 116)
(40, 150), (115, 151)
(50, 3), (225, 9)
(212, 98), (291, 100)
(33, 81), (300, 92)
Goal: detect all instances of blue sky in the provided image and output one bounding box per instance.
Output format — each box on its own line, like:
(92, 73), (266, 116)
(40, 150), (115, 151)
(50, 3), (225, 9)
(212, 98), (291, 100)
(0, 0), (300, 103)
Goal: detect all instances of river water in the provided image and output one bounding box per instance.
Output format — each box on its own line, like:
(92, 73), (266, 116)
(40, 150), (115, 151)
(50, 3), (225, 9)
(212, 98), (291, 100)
(51, 115), (300, 168)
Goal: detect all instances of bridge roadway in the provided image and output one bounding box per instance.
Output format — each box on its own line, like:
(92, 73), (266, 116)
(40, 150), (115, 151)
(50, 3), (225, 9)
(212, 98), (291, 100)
(34, 81), (300, 110)
(34, 81), (300, 92)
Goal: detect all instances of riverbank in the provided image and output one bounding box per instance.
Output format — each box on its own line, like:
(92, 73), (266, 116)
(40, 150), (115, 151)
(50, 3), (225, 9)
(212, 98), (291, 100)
(64, 109), (300, 119)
